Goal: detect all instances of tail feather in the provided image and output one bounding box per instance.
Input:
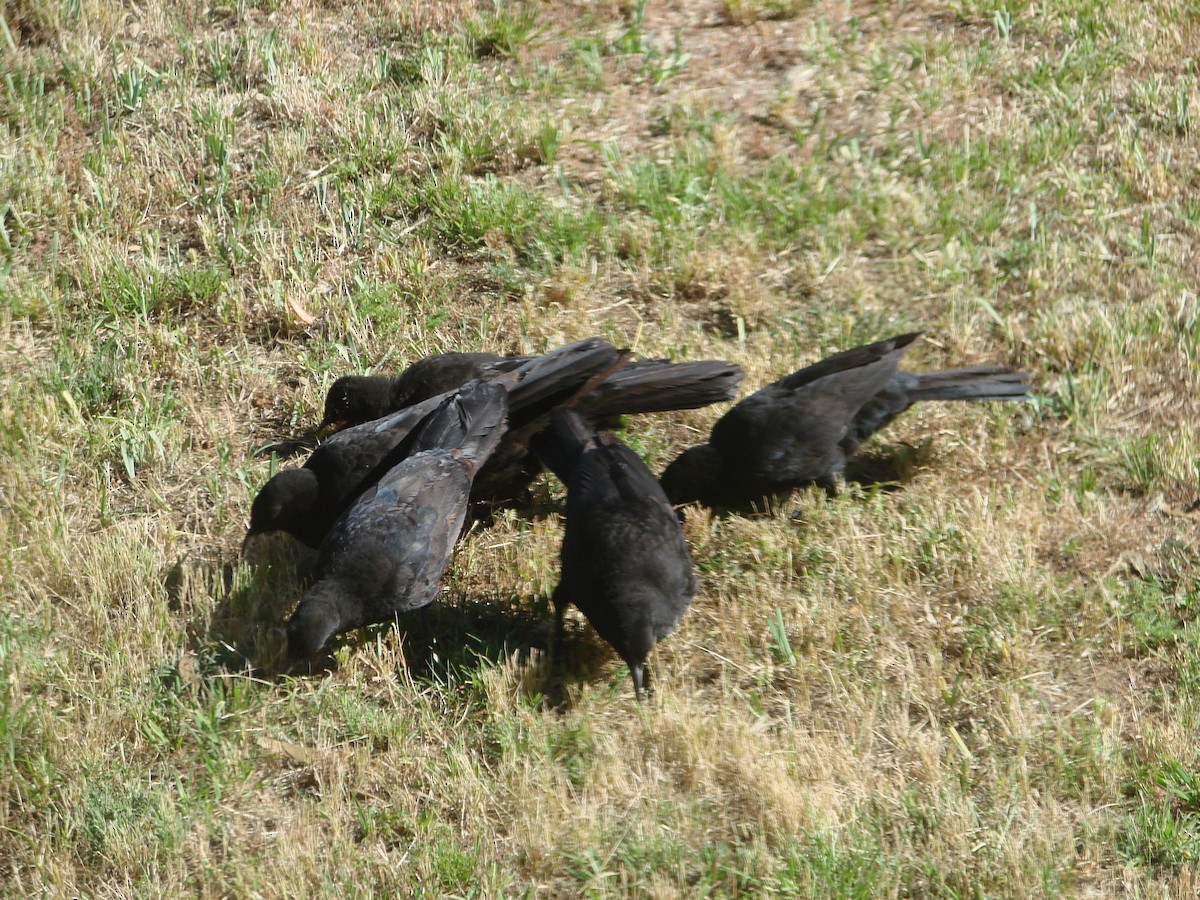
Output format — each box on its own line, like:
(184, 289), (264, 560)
(581, 360), (744, 418)
(504, 338), (623, 417)
(905, 367), (1031, 402)
(530, 408), (597, 482)
(412, 381), (509, 467)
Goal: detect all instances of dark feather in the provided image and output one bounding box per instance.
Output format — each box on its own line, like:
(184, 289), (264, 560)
(660, 333), (1031, 509)
(286, 382), (508, 662)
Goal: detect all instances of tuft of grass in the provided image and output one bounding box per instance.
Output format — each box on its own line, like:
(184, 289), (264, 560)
(723, 0), (808, 26)
(461, 2), (540, 59)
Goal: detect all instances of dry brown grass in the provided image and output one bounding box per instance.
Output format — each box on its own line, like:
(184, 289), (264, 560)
(3, 0), (1200, 895)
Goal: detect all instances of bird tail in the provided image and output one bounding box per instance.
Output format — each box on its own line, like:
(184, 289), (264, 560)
(580, 359), (744, 418)
(774, 332), (923, 391)
(905, 366), (1031, 402)
(412, 381), (509, 469)
(530, 408), (596, 481)
(502, 338), (626, 416)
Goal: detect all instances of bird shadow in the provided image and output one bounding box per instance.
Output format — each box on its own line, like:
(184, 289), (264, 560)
(384, 594), (552, 685)
(163, 537), (625, 708)
(167, 536), (317, 679)
(537, 625), (633, 710)
(468, 475), (567, 526)
(331, 595), (616, 703)
(252, 435), (317, 461)
(288, 595), (625, 712)
(842, 438), (935, 490)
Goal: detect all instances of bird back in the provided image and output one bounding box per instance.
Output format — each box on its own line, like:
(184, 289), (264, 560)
(411, 381), (510, 471)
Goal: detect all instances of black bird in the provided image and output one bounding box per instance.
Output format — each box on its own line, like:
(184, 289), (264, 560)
(659, 332), (1031, 510)
(320, 351), (529, 432)
(316, 352), (745, 508)
(533, 409), (696, 700)
(246, 338), (624, 550)
(472, 357), (744, 507)
(286, 381), (508, 663)
(320, 353), (744, 432)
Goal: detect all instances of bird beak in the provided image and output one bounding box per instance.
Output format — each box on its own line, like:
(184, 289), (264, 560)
(315, 418), (343, 439)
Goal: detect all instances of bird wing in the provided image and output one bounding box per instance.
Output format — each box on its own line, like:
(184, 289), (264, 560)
(580, 359), (745, 418)
(315, 454), (472, 617)
(564, 439), (695, 616)
(768, 332), (921, 391)
(709, 337), (916, 485)
(314, 392), (446, 470)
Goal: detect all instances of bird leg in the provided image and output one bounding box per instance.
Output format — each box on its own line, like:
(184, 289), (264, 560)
(550, 594), (566, 672)
(630, 662), (646, 702)
(816, 474), (841, 498)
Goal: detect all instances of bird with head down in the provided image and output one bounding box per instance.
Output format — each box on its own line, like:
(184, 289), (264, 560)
(533, 408), (695, 700)
(245, 337), (625, 551)
(285, 380), (510, 664)
(659, 332), (1031, 511)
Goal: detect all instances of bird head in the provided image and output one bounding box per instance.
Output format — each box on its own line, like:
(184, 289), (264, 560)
(659, 444), (723, 507)
(244, 468), (320, 553)
(285, 588), (342, 664)
(319, 375), (395, 433)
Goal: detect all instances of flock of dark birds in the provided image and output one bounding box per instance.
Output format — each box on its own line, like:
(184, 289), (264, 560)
(245, 333), (1031, 699)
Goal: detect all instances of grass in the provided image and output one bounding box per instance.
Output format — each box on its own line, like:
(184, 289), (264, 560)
(3, 0), (1200, 894)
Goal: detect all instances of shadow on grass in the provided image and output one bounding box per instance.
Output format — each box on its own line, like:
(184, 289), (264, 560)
(388, 593), (553, 682)
(252, 436), (316, 461)
(675, 438), (936, 520)
(313, 595), (625, 711)
(843, 438), (935, 490)
(165, 535), (314, 678)
(165, 540), (614, 706)
(539, 621), (636, 709)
